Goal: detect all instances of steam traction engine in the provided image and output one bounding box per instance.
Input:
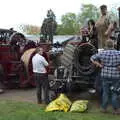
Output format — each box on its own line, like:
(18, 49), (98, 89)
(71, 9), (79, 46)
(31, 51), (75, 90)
(0, 9), (58, 89)
(0, 29), (27, 88)
(0, 29), (101, 92)
(0, 28), (51, 88)
(60, 39), (97, 92)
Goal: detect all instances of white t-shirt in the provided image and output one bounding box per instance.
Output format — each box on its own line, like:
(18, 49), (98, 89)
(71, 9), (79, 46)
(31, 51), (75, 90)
(32, 53), (48, 73)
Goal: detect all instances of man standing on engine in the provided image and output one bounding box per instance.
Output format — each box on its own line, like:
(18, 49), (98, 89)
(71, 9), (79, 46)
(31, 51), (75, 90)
(32, 47), (49, 104)
(96, 5), (114, 48)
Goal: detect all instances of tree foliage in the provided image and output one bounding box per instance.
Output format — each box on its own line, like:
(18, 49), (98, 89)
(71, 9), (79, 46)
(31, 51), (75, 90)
(56, 13), (80, 35)
(19, 4), (99, 35)
(56, 4), (99, 35)
(18, 4), (118, 35)
(78, 4), (99, 26)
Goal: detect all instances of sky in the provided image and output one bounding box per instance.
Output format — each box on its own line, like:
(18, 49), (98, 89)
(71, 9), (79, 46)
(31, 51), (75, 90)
(0, 0), (120, 31)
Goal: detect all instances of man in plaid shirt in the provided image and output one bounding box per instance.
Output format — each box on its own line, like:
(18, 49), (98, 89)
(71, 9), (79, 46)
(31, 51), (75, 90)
(91, 40), (120, 114)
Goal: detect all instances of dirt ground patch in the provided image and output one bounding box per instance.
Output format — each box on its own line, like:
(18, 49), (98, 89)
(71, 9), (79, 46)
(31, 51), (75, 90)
(0, 88), (98, 104)
(0, 88), (37, 103)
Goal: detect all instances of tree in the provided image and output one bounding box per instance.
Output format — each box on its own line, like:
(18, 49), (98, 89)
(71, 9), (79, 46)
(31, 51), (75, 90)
(19, 24), (40, 35)
(56, 5), (99, 35)
(56, 13), (80, 35)
(109, 6), (119, 23)
(78, 4), (99, 26)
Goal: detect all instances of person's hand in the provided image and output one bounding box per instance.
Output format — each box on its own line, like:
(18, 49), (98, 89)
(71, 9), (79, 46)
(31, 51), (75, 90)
(105, 31), (108, 36)
(96, 62), (103, 68)
(91, 59), (103, 68)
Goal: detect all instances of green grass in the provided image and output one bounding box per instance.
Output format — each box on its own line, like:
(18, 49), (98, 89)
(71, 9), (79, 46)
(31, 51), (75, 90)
(0, 100), (119, 120)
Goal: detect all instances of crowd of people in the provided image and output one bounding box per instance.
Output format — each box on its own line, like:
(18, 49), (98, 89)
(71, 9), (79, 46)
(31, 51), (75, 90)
(89, 5), (120, 114)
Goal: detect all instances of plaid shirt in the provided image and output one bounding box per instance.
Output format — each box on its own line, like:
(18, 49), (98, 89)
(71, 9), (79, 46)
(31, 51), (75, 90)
(91, 49), (120, 78)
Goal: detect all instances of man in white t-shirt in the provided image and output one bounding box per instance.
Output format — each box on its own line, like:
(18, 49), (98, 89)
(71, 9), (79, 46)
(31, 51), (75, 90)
(32, 47), (49, 104)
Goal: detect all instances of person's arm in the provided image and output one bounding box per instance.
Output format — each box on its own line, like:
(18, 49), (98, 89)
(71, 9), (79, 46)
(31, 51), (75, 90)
(105, 23), (113, 36)
(42, 57), (49, 67)
(90, 54), (103, 68)
(91, 59), (103, 68)
(105, 14), (114, 36)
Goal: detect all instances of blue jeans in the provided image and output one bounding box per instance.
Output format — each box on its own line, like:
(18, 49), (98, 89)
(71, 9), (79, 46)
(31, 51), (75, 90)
(101, 77), (120, 110)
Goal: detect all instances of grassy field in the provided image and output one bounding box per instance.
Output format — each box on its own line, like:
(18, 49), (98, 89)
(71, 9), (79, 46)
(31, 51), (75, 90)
(0, 100), (120, 120)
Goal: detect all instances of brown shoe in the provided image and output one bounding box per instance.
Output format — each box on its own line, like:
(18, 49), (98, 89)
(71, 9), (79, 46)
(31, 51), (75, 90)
(37, 101), (42, 104)
(113, 109), (120, 115)
(0, 89), (4, 94)
(100, 108), (108, 113)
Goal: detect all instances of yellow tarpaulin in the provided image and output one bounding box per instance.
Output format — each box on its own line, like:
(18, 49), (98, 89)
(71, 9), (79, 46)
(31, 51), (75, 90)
(45, 93), (72, 112)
